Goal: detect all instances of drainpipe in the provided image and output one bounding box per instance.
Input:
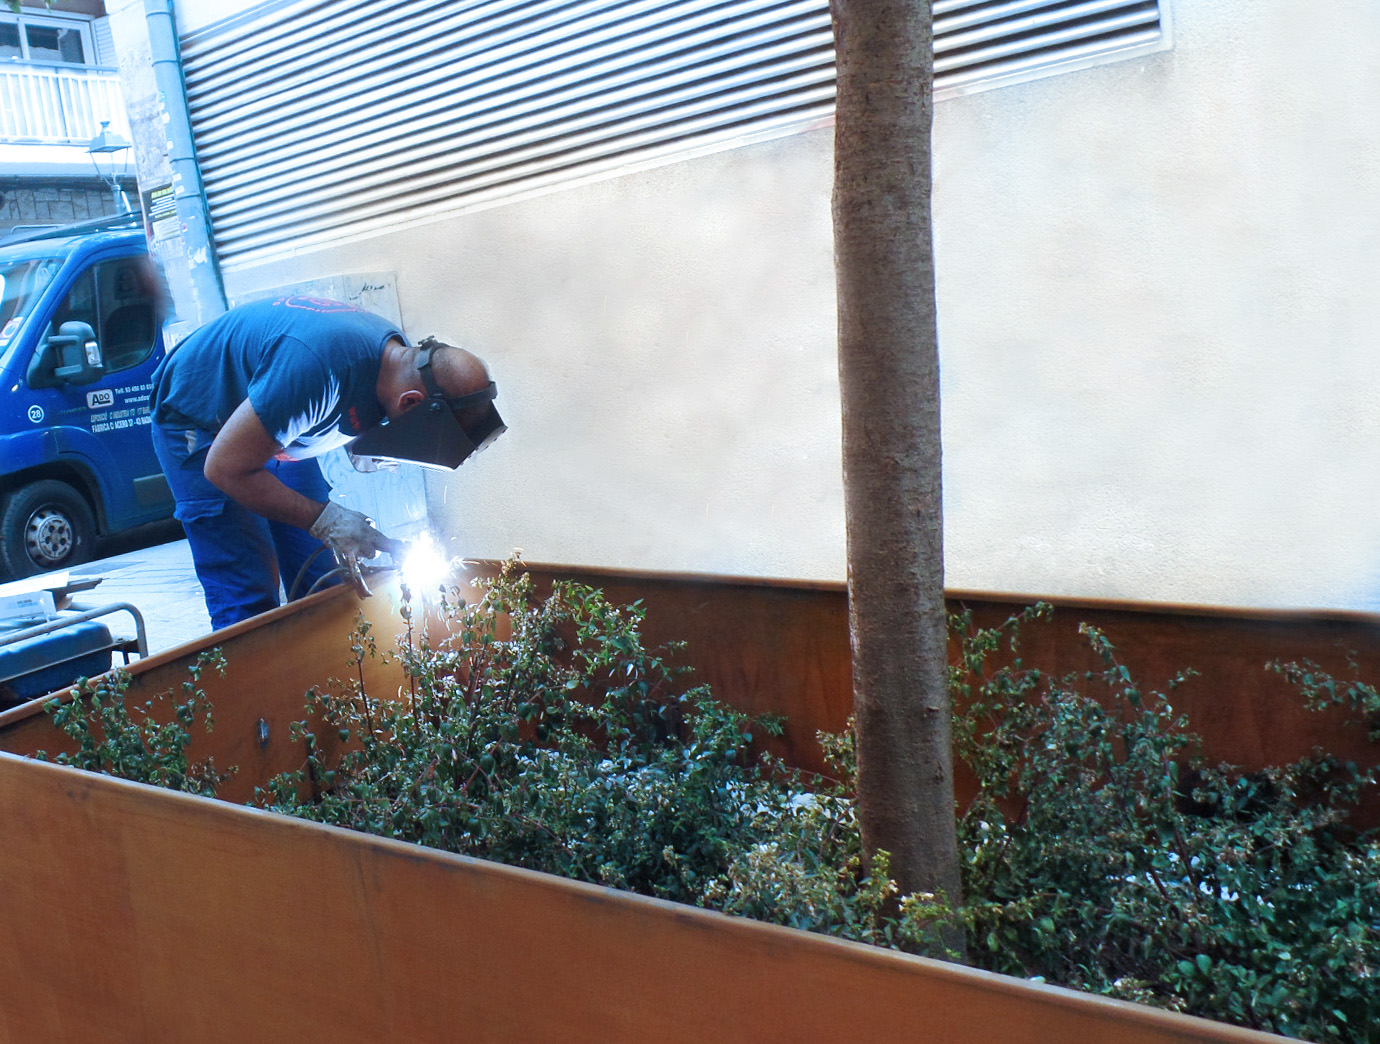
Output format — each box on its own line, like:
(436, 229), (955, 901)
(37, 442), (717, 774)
(108, 0), (227, 340)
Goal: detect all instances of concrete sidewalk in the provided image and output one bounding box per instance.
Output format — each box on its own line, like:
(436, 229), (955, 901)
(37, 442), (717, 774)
(65, 537), (212, 657)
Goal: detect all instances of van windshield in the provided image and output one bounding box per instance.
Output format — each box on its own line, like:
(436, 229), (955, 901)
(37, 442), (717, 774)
(0, 256), (64, 365)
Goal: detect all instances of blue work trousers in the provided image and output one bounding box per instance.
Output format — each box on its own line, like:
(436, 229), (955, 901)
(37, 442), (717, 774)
(151, 422), (340, 630)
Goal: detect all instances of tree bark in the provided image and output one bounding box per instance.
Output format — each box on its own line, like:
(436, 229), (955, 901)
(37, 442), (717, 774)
(829, 0), (964, 952)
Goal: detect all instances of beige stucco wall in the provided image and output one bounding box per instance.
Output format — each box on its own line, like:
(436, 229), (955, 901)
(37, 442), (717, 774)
(933, 0), (1380, 610)
(169, 0), (247, 35)
(211, 0), (1380, 610)
(223, 135), (843, 580)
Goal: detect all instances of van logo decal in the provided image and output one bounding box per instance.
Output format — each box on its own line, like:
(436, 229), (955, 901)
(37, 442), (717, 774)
(87, 389), (114, 409)
(27, 405), (43, 424)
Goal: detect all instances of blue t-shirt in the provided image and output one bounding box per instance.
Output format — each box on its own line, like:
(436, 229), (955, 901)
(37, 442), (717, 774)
(151, 296), (405, 460)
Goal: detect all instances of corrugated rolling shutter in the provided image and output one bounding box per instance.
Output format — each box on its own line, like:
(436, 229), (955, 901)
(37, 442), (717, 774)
(934, 0), (1166, 96)
(181, 0), (1168, 268)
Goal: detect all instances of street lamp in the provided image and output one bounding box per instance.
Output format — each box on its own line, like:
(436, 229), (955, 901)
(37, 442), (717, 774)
(87, 120), (133, 215)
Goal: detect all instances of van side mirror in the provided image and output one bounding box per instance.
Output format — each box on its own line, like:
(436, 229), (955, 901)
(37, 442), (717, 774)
(28, 321), (104, 388)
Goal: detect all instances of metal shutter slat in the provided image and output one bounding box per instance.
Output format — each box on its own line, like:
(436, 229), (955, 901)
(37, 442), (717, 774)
(937, 24), (1161, 91)
(209, 74), (832, 230)
(198, 17), (829, 195)
(936, 7), (1158, 73)
(937, 0), (1152, 53)
(180, 0), (441, 79)
(190, 0), (816, 144)
(182, 0), (1167, 267)
(215, 90), (836, 257)
(937, 0), (1077, 33)
(208, 57), (835, 224)
(186, 1), (596, 119)
(185, 0), (697, 117)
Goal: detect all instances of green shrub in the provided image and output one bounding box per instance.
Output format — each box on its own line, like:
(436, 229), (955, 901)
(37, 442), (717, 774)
(38, 648), (234, 796)
(258, 564), (865, 914)
(944, 607), (1380, 1042)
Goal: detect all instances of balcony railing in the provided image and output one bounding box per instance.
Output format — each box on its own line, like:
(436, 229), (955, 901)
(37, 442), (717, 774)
(0, 61), (129, 145)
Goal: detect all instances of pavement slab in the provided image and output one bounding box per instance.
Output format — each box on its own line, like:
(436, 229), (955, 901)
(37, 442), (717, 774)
(65, 538), (211, 657)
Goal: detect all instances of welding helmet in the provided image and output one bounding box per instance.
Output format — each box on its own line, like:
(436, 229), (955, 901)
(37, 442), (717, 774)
(347, 338), (506, 471)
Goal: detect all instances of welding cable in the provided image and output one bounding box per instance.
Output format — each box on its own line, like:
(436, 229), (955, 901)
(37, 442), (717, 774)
(305, 562), (390, 598)
(287, 545), (334, 601)
(305, 566), (350, 597)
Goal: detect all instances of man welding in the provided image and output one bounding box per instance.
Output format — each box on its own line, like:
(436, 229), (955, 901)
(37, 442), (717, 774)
(149, 294), (505, 630)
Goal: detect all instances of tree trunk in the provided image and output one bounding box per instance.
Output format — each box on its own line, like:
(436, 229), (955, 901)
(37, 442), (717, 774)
(829, 0), (964, 953)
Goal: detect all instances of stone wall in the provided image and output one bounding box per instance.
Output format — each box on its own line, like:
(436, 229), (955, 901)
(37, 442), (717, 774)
(0, 177), (139, 235)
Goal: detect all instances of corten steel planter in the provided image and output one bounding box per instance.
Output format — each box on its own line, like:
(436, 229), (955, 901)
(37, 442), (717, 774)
(4, 562), (1377, 800)
(508, 563), (1380, 809)
(0, 563), (1367, 1041)
(0, 751), (1287, 1044)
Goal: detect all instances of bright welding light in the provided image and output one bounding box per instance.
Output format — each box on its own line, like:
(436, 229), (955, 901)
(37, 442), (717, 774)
(398, 531), (451, 602)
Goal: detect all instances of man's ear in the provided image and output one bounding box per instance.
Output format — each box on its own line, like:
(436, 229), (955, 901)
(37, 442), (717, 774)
(398, 389), (425, 412)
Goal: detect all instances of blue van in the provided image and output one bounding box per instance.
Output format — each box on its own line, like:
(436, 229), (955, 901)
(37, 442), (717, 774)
(0, 215), (174, 579)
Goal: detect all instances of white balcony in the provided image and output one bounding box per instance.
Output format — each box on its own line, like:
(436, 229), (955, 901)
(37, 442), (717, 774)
(0, 60), (128, 145)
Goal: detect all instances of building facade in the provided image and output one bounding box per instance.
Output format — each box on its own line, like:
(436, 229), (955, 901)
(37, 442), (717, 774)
(1, 1), (135, 233)
(116, 0), (1380, 611)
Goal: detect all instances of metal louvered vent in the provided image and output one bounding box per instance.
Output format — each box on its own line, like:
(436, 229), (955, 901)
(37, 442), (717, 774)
(181, 0), (837, 267)
(934, 0), (1167, 98)
(181, 0), (1168, 268)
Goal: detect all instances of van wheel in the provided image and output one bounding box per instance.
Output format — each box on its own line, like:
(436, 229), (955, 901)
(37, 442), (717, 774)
(0, 480), (97, 579)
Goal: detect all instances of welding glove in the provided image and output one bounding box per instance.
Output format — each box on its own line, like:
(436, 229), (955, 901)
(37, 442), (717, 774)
(309, 501), (403, 597)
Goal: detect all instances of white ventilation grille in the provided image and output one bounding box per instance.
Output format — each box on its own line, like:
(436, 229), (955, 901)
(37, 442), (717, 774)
(181, 0), (1169, 268)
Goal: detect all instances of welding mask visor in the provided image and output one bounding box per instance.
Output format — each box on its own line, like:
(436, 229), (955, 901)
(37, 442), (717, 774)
(348, 342), (505, 471)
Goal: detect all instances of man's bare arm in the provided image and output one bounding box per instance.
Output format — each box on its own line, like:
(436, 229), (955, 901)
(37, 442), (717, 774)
(202, 399), (326, 530)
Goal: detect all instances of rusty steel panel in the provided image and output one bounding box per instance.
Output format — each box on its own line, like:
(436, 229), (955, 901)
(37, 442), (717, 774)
(0, 753), (1287, 1044)
(512, 564), (1380, 795)
(0, 583), (418, 804)
(3, 564), (1378, 808)
(514, 563), (856, 778)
